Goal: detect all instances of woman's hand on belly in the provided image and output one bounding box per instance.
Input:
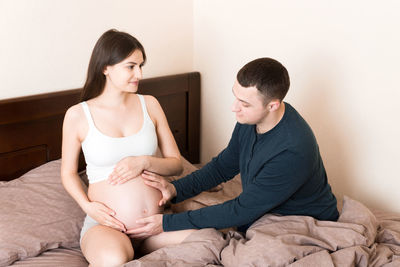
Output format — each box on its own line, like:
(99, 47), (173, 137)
(88, 177), (163, 230)
(83, 201), (127, 232)
(107, 156), (147, 185)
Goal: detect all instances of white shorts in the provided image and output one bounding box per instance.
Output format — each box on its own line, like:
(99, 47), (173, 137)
(80, 215), (99, 243)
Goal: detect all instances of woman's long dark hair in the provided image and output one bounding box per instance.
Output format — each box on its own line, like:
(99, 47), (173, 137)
(80, 29), (146, 101)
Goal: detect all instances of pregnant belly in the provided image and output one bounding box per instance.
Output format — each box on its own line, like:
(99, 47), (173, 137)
(88, 177), (163, 229)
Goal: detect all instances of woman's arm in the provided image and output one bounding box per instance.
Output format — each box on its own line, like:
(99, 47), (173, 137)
(61, 105), (126, 231)
(143, 95), (183, 176)
(108, 95), (183, 185)
(61, 105), (91, 209)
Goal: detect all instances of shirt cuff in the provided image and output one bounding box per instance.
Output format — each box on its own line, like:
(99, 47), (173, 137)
(163, 212), (197, 231)
(171, 180), (183, 203)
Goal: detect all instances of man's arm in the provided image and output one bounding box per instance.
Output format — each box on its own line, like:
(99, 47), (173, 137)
(127, 149), (311, 238)
(163, 150), (310, 231)
(171, 123), (242, 203)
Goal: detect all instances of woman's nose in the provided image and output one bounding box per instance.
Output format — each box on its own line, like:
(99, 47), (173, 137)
(135, 67), (143, 79)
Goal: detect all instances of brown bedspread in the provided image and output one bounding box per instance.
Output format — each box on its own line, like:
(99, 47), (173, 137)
(9, 248), (87, 267)
(7, 160), (399, 266)
(10, 194), (400, 267)
(123, 196), (400, 267)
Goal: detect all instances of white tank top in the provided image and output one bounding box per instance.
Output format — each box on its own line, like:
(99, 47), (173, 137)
(80, 95), (158, 184)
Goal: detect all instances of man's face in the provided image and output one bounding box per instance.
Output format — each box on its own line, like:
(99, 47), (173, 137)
(231, 80), (269, 125)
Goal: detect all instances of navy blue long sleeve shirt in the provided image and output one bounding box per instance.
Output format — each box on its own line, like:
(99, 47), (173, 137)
(163, 103), (339, 231)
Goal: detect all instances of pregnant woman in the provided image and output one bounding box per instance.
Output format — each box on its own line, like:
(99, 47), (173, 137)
(61, 29), (194, 267)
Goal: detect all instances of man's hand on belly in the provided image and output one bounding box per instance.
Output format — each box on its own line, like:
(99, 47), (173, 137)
(126, 214), (163, 239)
(141, 171), (176, 206)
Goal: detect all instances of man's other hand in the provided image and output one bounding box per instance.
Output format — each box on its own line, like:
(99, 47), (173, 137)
(126, 214), (163, 239)
(141, 171), (177, 206)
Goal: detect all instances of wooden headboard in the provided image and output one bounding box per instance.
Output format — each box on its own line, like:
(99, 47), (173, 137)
(0, 72), (200, 182)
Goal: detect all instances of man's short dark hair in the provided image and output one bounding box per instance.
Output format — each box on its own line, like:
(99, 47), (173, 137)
(237, 58), (290, 103)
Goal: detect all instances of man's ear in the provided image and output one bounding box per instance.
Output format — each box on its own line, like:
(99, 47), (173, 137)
(268, 99), (281, 112)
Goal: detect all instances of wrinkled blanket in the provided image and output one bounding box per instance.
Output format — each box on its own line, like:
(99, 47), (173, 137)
(123, 196), (400, 267)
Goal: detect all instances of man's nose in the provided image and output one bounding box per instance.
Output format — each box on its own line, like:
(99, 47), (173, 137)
(231, 100), (240, 112)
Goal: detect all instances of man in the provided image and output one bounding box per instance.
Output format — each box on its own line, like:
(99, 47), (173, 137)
(128, 57), (339, 238)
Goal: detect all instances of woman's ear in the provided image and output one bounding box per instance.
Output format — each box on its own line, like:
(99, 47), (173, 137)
(103, 66), (109, 76)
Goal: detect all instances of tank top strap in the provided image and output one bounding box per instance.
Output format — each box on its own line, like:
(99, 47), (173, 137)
(137, 94), (152, 122)
(80, 102), (95, 129)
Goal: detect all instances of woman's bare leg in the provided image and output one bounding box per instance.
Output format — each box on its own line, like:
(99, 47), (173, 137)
(140, 229), (197, 254)
(81, 225), (134, 267)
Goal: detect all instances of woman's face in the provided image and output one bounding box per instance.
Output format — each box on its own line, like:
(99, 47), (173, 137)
(103, 49), (144, 93)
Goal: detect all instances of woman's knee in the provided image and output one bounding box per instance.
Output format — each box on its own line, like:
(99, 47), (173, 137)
(81, 225), (134, 267)
(86, 243), (134, 267)
(96, 246), (134, 267)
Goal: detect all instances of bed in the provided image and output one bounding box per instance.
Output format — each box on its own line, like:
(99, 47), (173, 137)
(1, 72), (400, 267)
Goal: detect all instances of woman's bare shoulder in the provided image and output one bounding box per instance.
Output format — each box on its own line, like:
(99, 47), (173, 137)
(63, 103), (89, 141)
(142, 94), (159, 105)
(64, 103), (85, 123)
(142, 94), (163, 113)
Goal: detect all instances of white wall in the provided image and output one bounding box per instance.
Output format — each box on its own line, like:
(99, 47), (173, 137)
(0, 0), (193, 99)
(194, 0), (400, 213)
(2, 0), (400, 214)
